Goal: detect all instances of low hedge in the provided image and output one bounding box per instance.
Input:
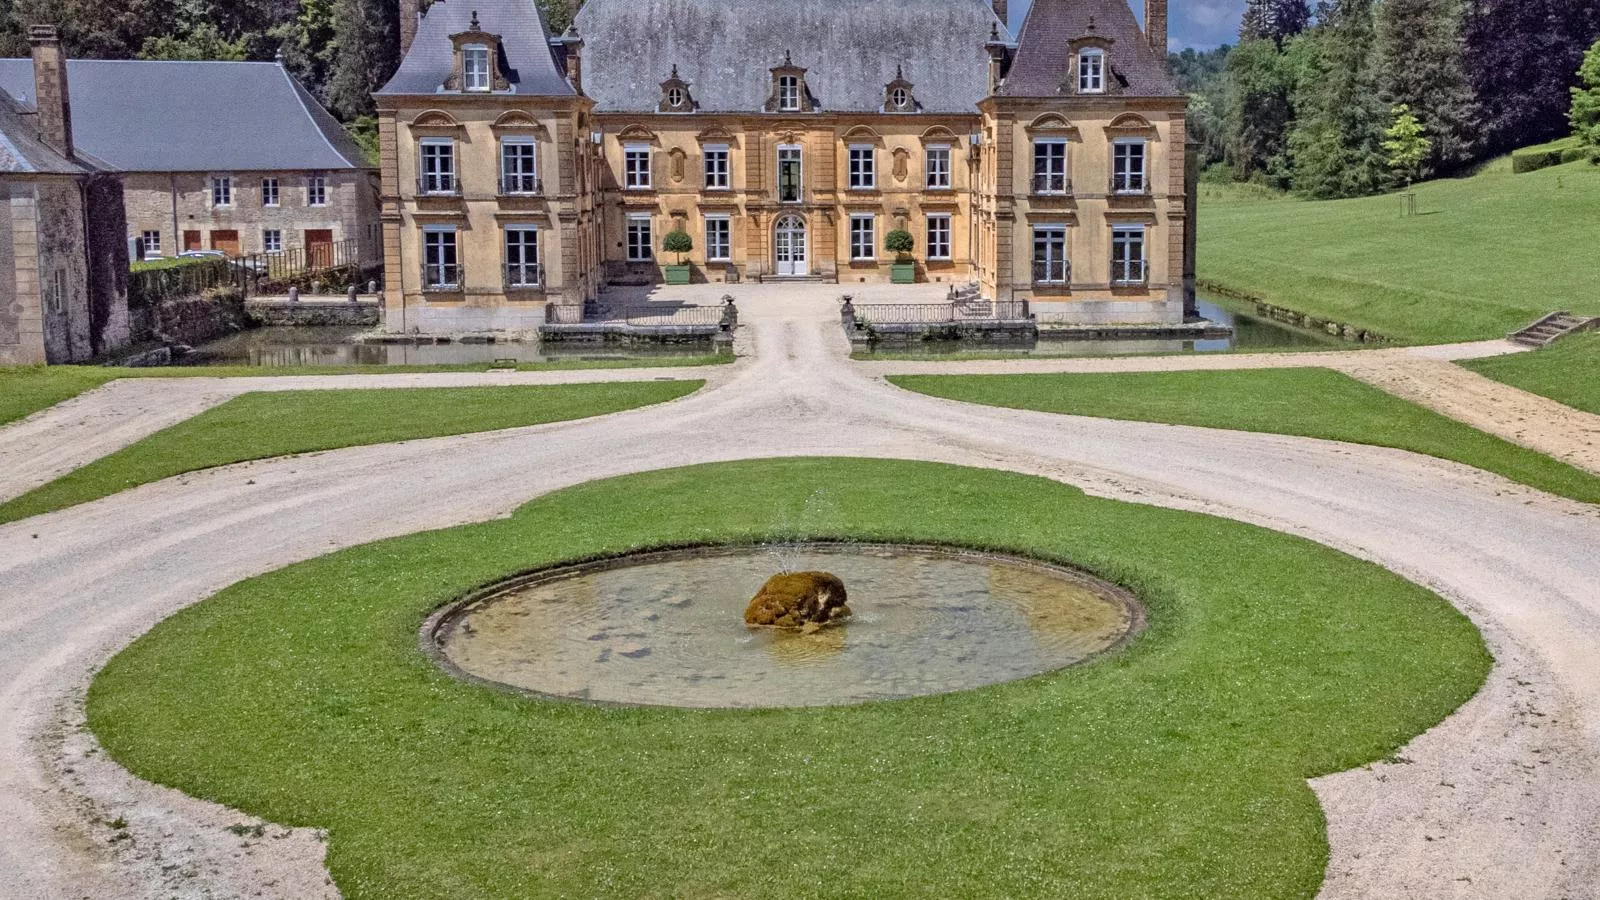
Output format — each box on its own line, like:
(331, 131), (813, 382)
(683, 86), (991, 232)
(1512, 138), (1595, 173)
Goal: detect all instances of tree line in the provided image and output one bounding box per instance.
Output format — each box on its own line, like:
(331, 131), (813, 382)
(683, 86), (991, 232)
(0, 0), (581, 122)
(1176, 0), (1600, 198)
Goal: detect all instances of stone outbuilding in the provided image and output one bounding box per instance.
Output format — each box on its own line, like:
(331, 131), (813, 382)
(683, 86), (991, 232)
(0, 54), (379, 270)
(0, 26), (130, 365)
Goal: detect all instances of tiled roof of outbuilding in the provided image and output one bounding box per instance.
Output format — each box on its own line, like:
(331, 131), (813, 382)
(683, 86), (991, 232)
(0, 93), (94, 175)
(0, 59), (370, 172)
(575, 0), (1010, 114)
(1001, 0), (1181, 98)
(378, 0), (574, 97)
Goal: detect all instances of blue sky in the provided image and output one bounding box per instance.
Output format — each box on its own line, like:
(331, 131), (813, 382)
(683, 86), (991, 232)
(1008, 0), (1243, 51)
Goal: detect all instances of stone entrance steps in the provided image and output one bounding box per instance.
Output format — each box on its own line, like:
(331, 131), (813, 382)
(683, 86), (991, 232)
(1509, 311), (1600, 347)
(756, 274), (833, 284)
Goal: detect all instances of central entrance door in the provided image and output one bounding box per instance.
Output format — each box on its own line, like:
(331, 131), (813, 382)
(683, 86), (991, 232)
(774, 215), (807, 277)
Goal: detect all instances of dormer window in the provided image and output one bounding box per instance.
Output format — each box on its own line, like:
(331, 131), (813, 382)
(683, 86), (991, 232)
(464, 44), (491, 91)
(779, 75), (801, 111)
(884, 66), (916, 113)
(1078, 49), (1105, 93)
(658, 66), (696, 113)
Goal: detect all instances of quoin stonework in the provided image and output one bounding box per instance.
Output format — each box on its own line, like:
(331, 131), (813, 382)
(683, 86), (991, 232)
(378, 0), (1190, 333)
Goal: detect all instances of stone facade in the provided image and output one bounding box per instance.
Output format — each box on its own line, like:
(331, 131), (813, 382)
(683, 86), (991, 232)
(123, 170), (379, 262)
(378, 0), (1190, 333)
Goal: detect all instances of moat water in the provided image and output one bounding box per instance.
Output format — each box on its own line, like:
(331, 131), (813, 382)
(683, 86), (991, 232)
(428, 544), (1143, 709)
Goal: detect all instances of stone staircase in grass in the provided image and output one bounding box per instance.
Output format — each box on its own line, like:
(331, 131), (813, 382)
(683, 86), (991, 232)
(1508, 311), (1600, 347)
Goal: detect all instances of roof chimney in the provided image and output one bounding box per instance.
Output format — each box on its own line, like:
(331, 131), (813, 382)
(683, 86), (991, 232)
(28, 25), (73, 160)
(1144, 0), (1168, 55)
(400, 0), (421, 57)
(992, 0), (1008, 31)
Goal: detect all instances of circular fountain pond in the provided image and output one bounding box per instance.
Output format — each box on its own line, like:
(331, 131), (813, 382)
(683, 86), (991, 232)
(425, 543), (1144, 709)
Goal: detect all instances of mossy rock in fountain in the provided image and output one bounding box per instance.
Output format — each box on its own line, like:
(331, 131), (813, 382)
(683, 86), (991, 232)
(744, 572), (852, 631)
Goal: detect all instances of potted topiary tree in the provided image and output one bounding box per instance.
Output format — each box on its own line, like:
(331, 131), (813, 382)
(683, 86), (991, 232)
(884, 229), (916, 284)
(662, 229), (694, 284)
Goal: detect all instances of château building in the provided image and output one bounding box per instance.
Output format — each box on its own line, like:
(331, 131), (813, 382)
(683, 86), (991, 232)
(377, 0), (1190, 333)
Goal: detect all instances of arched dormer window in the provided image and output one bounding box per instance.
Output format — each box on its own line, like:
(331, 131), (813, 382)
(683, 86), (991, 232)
(766, 52), (815, 113)
(445, 12), (509, 93)
(659, 66), (695, 113)
(1078, 48), (1105, 93)
(884, 65), (917, 113)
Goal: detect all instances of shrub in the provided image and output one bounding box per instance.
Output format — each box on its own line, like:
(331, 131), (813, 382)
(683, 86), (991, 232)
(662, 229), (693, 265)
(884, 229), (915, 262)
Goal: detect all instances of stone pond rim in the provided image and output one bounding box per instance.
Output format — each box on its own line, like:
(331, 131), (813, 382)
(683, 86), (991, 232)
(419, 541), (1148, 710)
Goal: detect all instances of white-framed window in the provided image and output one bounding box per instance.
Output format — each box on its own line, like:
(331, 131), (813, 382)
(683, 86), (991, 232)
(1033, 141), (1068, 194)
(1113, 140), (1148, 194)
(262, 229), (282, 254)
(703, 144), (730, 190)
(778, 75), (801, 111)
(666, 86), (686, 108)
(626, 214), (653, 261)
(261, 177), (279, 207)
(848, 145), (876, 190)
(419, 139), (456, 194)
(307, 173), (328, 207)
(504, 225), (540, 286)
(422, 226), (460, 289)
(1079, 49), (1105, 93)
(705, 215), (731, 261)
(501, 138), (539, 194)
(1112, 226), (1147, 285)
(210, 176), (232, 207)
(463, 44), (491, 92)
(926, 214), (951, 260)
(925, 144), (951, 189)
(890, 87), (911, 111)
(849, 214), (876, 261)
(1033, 225), (1069, 284)
(777, 144), (803, 203)
(624, 143), (651, 190)
(140, 230), (161, 259)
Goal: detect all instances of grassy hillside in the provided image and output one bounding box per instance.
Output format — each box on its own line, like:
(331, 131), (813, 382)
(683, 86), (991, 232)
(1462, 332), (1600, 415)
(1198, 159), (1600, 344)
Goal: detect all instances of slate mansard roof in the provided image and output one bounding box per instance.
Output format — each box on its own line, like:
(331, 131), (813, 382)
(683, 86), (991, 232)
(575, 0), (1010, 114)
(0, 59), (371, 173)
(378, 0), (575, 97)
(1001, 0), (1181, 98)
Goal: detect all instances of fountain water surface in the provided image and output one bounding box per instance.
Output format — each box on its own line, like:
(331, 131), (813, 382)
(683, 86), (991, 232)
(427, 544), (1143, 709)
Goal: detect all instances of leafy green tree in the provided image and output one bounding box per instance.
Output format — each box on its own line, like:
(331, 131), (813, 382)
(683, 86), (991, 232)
(7, 0), (179, 58)
(537, 0), (578, 35)
(1224, 38), (1296, 184)
(1241, 0), (1312, 46)
(1573, 39), (1600, 150)
(138, 21), (247, 60)
(325, 0), (397, 120)
(1465, 0), (1600, 154)
(884, 229), (915, 262)
(1382, 104), (1432, 187)
(1288, 0), (1389, 198)
(1376, 0), (1477, 174)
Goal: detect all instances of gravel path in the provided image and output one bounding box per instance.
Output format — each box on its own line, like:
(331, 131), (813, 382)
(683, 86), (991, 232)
(1, 287), (1597, 899)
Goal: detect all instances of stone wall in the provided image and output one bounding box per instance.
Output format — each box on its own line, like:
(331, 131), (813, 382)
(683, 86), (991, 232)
(145, 289), (249, 349)
(245, 299), (379, 327)
(123, 170), (380, 261)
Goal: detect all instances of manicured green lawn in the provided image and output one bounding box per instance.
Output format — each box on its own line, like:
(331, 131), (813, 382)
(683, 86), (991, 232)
(1199, 160), (1600, 344)
(891, 368), (1600, 505)
(0, 355), (729, 426)
(89, 459), (1489, 899)
(1461, 333), (1600, 415)
(0, 382), (700, 524)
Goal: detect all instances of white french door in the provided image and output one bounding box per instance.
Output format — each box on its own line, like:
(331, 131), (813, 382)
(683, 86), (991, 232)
(774, 215), (808, 277)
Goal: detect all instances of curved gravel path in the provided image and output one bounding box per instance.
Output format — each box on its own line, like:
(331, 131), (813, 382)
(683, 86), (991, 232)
(1, 288), (1597, 899)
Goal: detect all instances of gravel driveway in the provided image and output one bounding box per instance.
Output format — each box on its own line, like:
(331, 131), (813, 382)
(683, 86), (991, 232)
(0, 286), (1596, 899)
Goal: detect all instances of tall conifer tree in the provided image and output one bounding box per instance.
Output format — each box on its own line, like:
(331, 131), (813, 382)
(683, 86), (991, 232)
(1466, 0), (1600, 152)
(1377, 0), (1478, 173)
(1288, 0), (1388, 197)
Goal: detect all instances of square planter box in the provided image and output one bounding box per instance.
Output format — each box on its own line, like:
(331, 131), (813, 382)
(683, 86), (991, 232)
(891, 263), (917, 284)
(663, 265), (692, 285)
